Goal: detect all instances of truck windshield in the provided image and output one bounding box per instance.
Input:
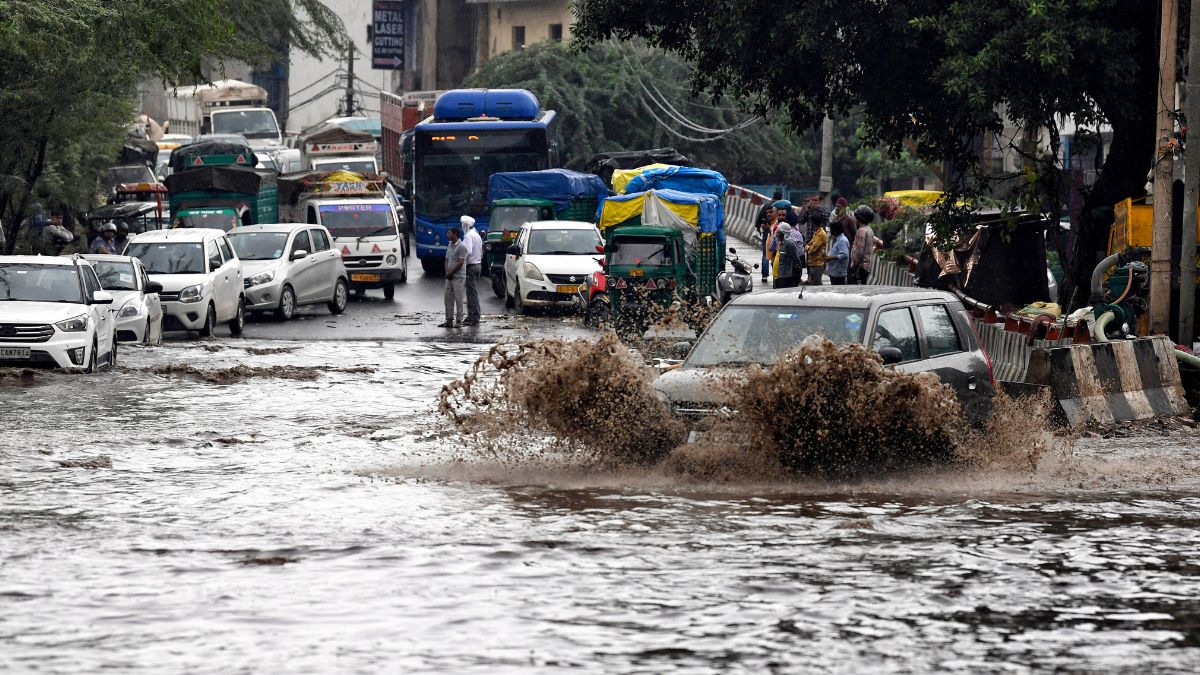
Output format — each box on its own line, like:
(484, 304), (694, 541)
(126, 242), (206, 274)
(212, 110), (279, 139)
(491, 206), (541, 233)
(0, 264), (83, 303)
(318, 203), (395, 238)
(686, 306), (867, 368)
(414, 129), (547, 219)
(527, 228), (602, 255)
(312, 159), (377, 175)
(612, 237), (672, 266)
(228, 231), (288, 260)
(175, 209), (238, 232)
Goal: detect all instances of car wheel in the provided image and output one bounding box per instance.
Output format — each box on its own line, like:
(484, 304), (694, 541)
(383, 283), (396, 300)
(514, 280), (529, 315)
(229, 296), (245, 335)
(398, 266), (408, 284)
(154, 317), (164, 346)
(84, 338), (98, 374)
(275, 285), (296, 321)
(143, 319), (152, 346)
(199, 303), (216, 337)
(327, 278), (349, 314)
(108, 333), (118, 369)
(491, 272), (506, 298)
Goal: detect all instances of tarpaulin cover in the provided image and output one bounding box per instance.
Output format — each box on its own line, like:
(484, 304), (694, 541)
(610, 164), (671, 194)
(300, 123), (377, 148)
(883, 189), (944, 207)
(488, 169), (610, 212)
(598, 189), (722, 234)
(586, 148), (691, 188)
(277, 170), (385, 206)
(624, 166), (729, 199)
(169, 138), (258, 173)
(119, 139), (159, 168)
(165, 166), (272, 196)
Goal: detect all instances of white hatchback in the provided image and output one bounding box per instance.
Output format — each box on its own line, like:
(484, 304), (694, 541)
(82, 254), (164, 345)
(503, 220), (604, 315)
(125, 228), (245, 337)
(0, 255), (117, 371)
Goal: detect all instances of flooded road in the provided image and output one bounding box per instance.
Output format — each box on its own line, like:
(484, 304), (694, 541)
(3, 337), (1200, 672)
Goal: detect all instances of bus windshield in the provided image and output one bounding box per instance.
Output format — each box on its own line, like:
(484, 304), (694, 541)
(414, 129), (547, 220)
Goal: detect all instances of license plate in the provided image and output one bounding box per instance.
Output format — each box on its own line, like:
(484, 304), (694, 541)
(630, 269), (644, 278)
(0, 347), (30, 359)
(351, 273), (380, 282)
(556, 285), (579, 295)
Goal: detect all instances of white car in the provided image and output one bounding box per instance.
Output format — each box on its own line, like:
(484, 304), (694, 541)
(504, 220), (604, 315)
(0, 255), (117, 371)
(82, 254), (165, 345)
(227, 224), (349, 320)
(125, 228), (245, 337)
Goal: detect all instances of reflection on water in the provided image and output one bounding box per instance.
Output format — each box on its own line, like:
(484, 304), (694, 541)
(2, 340), (1200, 672)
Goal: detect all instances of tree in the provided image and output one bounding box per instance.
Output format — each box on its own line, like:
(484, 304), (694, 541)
(0, 0), (346, 253)
(572, 0), (1161, 306)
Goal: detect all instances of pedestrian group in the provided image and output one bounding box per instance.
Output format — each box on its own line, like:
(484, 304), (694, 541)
(756, 192), (882, 287)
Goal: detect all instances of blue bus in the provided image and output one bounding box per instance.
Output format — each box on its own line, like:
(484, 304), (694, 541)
(411, 89), (558, 273)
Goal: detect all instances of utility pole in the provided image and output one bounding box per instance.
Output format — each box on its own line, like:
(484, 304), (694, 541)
(1181, 4), (1200, 346)
(1150, 0), (1178, 336)
(344, 41), (356, 117)
(819, 116), (835, 208)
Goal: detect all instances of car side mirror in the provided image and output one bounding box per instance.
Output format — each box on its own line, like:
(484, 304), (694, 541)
(595, 244), (605, 254)
(877, 346), (903, 365)
(507, 245), (520, 257)
(92, 290), (114, 305)
(671, 340), (692, 359)
(291, 249), (309, 260)
(146, 281), (163, 294)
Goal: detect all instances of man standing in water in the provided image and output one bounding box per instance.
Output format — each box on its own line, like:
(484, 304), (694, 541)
(460, 215), (483, 326)
(439, 227), (467, 328)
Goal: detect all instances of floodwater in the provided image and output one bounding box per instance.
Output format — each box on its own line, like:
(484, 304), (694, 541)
(3, 339), (1200, 673)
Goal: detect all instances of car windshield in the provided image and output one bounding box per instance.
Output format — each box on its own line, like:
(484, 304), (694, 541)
(126, 242), (206, 274)
(313, 159), (376, 174)
(686, 305), (868, 368)
(211, 110), (279, 139)
(318, 203), (395, 238)
(228, 231), (288, 260)
(612, 236), (672, 266)
(0, 264), (83, 303)
(527, 228), (602, 255)
(91, 261), (138, 291)
(175, 209), (238, 232)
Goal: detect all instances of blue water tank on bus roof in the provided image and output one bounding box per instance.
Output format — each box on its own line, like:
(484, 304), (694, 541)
(433, 89), (540, 121)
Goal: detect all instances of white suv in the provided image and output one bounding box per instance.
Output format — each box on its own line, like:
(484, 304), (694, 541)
(125, 228), (245, 337)
(0, 255), (117, 371)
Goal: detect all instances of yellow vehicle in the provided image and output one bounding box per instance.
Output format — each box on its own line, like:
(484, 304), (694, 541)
(1106, 198), (1200, 257)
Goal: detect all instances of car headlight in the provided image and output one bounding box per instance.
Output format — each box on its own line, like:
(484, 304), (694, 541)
(179, 284), (204, 303)
(118, 303), (141, 318)
(386, 254), (397, 266)
(522, 262), (544, 281)
(246, 271), (275, 287)
(55, 314), (89, 332)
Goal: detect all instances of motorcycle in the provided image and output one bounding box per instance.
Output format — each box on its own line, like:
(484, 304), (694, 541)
(716, 247), (757, 304)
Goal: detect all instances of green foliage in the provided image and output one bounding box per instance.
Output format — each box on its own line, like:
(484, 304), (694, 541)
(0, 0), (346, 253)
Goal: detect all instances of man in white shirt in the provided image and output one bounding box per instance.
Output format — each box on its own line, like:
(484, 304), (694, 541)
(460, 215), (484, 325)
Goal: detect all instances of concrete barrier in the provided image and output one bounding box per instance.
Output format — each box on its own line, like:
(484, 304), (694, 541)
(723, 186), (770, 246)
(868, 253), (915, 288)
(1025, 337), (1189, 426)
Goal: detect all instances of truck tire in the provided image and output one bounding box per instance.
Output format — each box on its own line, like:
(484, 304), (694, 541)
(420, 257), (445, 276)
(383, 283), (396, 300)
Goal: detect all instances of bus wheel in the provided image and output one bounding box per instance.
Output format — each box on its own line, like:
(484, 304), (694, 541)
(420, 257), (445, 276)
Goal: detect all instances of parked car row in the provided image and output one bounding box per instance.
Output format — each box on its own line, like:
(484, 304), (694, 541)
(0, 223), (351, 371)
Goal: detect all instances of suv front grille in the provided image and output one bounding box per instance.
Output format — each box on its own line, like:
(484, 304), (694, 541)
(0, 323), (54, 343)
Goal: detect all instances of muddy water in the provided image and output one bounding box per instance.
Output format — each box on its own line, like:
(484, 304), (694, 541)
(3, 340), (1200, 672)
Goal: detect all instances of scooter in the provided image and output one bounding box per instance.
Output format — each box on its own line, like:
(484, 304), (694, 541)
(717, 247), (757, 304)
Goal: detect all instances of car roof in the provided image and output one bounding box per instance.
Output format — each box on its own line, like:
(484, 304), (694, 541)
(0, 255), (82, 266)
(731, 285), (958, 308)
(81, 254), (139, 263)
(524, 220), (596, 229)
(227, 223), (315, 234)
(129, 228), (226, 243)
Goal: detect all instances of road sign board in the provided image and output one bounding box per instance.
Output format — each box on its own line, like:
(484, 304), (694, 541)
(372, 1), (405, 70)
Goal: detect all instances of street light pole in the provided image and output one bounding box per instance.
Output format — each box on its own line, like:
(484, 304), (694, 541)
(1150, 0), (1178, 336)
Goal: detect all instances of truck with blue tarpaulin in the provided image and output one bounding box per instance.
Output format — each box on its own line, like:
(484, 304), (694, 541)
(484, 168), (609, 297)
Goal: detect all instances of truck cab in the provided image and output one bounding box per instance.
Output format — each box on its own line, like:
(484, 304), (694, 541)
(605, 226), (691, 327)
(302, 197), (407, 299)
